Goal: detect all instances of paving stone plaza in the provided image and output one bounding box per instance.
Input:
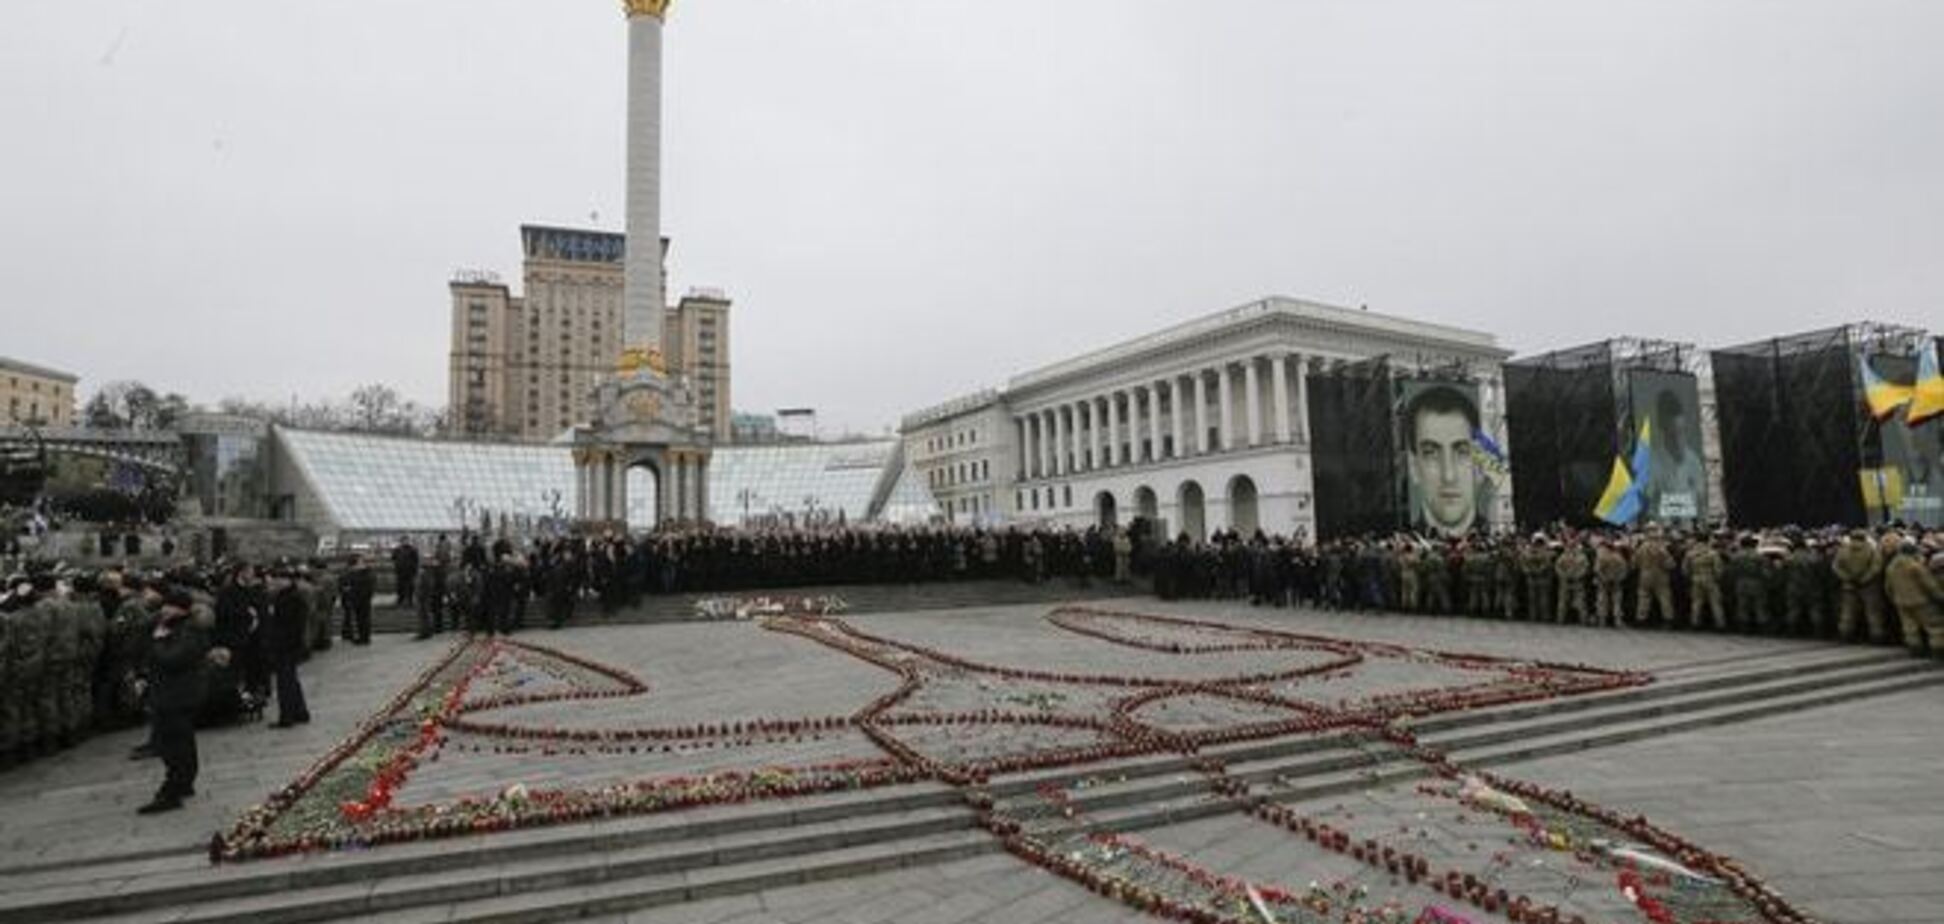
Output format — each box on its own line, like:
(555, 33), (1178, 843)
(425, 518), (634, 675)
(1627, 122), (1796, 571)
(1, 599), (1939, 924)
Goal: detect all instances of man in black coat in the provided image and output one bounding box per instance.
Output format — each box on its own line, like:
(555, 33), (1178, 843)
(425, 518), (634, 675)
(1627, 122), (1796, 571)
(391, 539), (420, 609)
(340, 554), (376, 645)
(263, 570), (311, 729)
(139, 589), (208, 814)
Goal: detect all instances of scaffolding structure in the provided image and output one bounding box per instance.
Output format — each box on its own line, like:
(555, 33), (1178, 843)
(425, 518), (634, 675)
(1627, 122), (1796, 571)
(1711, 323), (1929, 528)
(1505, 338), (1698, 528)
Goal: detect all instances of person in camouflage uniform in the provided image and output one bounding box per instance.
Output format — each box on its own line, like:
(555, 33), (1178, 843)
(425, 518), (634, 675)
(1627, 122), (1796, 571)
(1633, 532), (1678, 627)
(1593, 540), (1630, 628)
(1422, 544), (1454, 615)
(1785, 539), (1830, 637)
(1495, 541), (1522, 619)
(0, 575), (23, 765)
(1832, 530), (1888, 643)
(1730, 537), (1773, 633)
(1521, 538), (1556, 622)
(1554, 541), (1591, 625)
(1884, 540), (1944, 657)
(1396, 542), (1422, 613)
(42, 580), (81, 747)
(11, 574), (52, 755)
(1684, 536), (1726, 630)
(1462, 543), (1495, 617)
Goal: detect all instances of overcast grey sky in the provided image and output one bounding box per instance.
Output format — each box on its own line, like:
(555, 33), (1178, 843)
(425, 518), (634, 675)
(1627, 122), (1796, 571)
(5, 1), (1941, 434)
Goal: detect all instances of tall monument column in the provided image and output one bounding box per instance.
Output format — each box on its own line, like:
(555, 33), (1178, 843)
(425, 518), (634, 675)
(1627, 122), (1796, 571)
(623, 0), (670, 356)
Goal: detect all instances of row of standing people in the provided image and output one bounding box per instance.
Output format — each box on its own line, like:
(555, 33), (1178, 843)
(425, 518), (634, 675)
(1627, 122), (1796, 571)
(1153, 526), (1944, 658)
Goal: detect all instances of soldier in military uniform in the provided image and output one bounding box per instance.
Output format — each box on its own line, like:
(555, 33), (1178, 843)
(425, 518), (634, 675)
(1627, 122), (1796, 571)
(1832, 530), (1888, 643)
(1684, 535), (1726, 630)
(1554, 540), (1591, 625)
(1633, 532), (1678, 627)
(39, 574), (81, 748)
(1396, 542), (1422, 613)
(69, 575), (106, 738)
(0, 574), (25, 766)
(1462, 543), (1495, 618)
(1785, 539), (1830, 637)
(1593, 540), (1630, 628)
(1884, 540), (1944, 658)
(1730, 536), (1773, 633)
(1495, 541), (1522, 620)
(1422, 543), (1454, 615)
(1521, 537), (1555, 622)
(10, 573), (49, 756)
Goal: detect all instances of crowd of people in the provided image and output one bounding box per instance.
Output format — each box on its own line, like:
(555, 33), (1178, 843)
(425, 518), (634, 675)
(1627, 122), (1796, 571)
(1152, 524), (1944, 657)
(387, 524), (1139, 636)
(0, 556), (366, 810)
(5, 517), (1942, 814)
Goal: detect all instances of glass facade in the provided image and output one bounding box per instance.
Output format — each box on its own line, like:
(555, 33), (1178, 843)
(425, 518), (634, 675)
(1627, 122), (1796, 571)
(271, 430), (939, 536)
(708, 442), (900, 527)
(275, 429), (576, 536)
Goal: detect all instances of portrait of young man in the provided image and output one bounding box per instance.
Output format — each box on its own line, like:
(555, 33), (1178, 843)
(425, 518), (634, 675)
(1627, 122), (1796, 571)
(1402, 383), (1483, 537)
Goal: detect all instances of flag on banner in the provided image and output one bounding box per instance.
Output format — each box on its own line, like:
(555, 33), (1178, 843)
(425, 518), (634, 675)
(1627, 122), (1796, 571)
(1861, 356), (1914, 420)
(1908, 341), (1944, 426)
(1593, 418), (1652, 526)
(1469, 427), (1509, 478)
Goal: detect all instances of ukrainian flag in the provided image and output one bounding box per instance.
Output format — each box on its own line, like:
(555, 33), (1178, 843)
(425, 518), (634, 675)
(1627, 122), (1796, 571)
(1861, 356), (1914, 421)
(1908, 342), (1944, 426)
(1593, 419), (1652, 526)
(1470, 427), (1510, 479)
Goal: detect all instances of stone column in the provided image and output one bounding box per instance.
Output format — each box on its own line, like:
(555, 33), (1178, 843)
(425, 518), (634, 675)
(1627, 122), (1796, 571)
(697, 455), (708, 522)
(1294, 356), (1312, 444)
(1169, 377), (1185, 459)
(1245, 358), (1263, 447)
(1016, 417), (1029, 480)
(1065, 406), (1080, 476)
(1271, 353), (1292, 444)
(623, 0), (667, 354)
(613, 457), (630, 524)
(1087, 401), (1101, 471)
(1218, 364), (1236, 451)
(1193, 373), (1210, 455)
(1147, 384), (1164, 463)
(1034, 413), (1049, 479)
(1105, 393), (1121, 467)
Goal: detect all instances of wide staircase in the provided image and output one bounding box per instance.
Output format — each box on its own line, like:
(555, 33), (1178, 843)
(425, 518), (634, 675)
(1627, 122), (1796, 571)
(369, 577), (1141, 634)
(1, 644), (1936, 924)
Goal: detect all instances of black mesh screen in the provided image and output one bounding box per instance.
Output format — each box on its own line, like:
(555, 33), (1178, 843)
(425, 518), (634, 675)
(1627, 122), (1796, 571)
(1712, 335), (1864, 528)
(1505, 359), (1618, 528)
(1307, 357), (1398, 540)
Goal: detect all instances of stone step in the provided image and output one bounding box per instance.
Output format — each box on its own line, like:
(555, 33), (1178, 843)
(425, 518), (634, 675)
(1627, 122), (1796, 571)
(1418, 656), (1937, 754)
(41, 806), (986, 924)
(994, 655), (1934, 820)
(984, 645), (1903, 806)
(1078, 663), (1944, 838)
(1452, 667), (1944, 771)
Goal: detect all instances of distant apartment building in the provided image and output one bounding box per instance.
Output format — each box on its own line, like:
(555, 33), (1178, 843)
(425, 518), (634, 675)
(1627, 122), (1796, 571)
(1, 356), (78, 427)
(448, 225), (731, 442)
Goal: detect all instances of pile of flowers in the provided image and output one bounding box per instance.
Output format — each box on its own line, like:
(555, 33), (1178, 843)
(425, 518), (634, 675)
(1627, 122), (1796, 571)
(693, 594), (849, 621)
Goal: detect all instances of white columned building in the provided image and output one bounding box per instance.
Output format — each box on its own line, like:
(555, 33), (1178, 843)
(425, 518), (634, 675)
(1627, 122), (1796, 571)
(901, 297), (1514, 541)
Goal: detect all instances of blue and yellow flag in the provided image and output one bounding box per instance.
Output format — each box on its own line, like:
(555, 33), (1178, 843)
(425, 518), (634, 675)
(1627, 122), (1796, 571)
(1469, 427), (1510, 479)
(1593, 418), (1651, 526)
(1908, 342), (1944, 426)
(1861, 357), (1914, 421)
